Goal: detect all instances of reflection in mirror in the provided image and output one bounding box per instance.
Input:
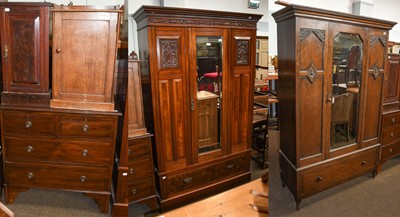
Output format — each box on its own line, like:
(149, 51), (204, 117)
(196, 36), (222, 154)
(331, 33), (363, 149)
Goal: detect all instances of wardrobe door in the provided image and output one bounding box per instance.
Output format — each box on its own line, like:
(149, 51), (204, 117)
(189, 28), (228, 163)
(384, 54), (400, 109)
(151, 27), (190, 172)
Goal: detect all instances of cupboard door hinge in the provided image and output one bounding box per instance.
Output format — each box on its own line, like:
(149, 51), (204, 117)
(191, 99), (194, 111)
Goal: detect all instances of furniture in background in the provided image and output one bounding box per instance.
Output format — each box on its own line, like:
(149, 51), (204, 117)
(273, 3), (396, 209)
(379, 53), (400, 172)
(0, 4), (123, 214)
(134, 6), (262, 210)
(0, 2), (52, 107)
(331, 93), (354, 142)
(50, 5), (121, 112)
(252, 104), (269, 169)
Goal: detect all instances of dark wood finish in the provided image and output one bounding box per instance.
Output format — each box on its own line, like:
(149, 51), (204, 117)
(133, 6), (261, 210)
(273, 4), (396, 209)
(1, 108), (119, 214)
(379, 54), (400, 171)
(0, 3), (52, 107)
(50, 5), (121, 112)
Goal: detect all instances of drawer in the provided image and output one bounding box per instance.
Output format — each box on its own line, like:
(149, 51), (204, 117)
(382, 112), (400, 128)
(3, 111), (55, 136)
(381, 142), (400, 162)
(300, 148), (377, 198)
(5, 162), (110, 192)
(381, 127), (400, 145)
(129, 136), (152, 159)
(4, 137), (113, 166)
(129, 157), (153, 181)
(163, 155), (247, 198)
(59, 115), (116, 139)
(128, 176), (155, 203)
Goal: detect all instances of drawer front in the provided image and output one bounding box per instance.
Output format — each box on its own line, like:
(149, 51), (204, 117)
(164, 155), (247, 198)
(3, 111), (55, 136)
(4, 137), (113, 166)
(300, 148), (377, 198)
(382, 112), (400, 128)
(381, 142), (400, 162)
(381, 127), (400, 145)
(129, 137), (152, 160)
(59, 115), (116, 139)
(129, 157), (153, 181)
(5, 162), (110, 192)
(129, 176), (155, 203)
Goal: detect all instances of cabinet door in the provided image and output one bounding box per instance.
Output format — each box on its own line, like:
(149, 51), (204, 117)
(189, 28), (228, 163)
(328, 24), (368, 157)
(151, 27), (190, 172)
(0, 5), (49, 93)
(51, 9), (119, 111)
(384, 54), (400, 108)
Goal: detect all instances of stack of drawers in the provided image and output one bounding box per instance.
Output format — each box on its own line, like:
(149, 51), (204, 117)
(380, 112), (400, 167)
(129, 134), (157, 210)
(2, 108), (119, 214)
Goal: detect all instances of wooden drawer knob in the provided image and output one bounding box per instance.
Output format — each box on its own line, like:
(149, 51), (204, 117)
(390, 148), (393, 153)
(129, 168), (135, 174)
(391, 132), (394, 137)
(316, 176), (323, 182)
(128, 149), (131, 155)
(183, 177), (193, 184)
(80, 175), (87, 183)
(27, 172), (34, 179)
(226, 164), (235, 169)
(25, 120), (32, 128)
(392, 117), (396, 123)
(132, 189), (137, 195)
(361, 160), (367, 166)
(82, 124), (89, 133)
(26, 146), (34, 153)
(56, 48), (61, 53)
(81, 149), (89, 157)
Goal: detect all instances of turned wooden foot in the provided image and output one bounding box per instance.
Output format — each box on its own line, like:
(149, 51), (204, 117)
(296, 201), (301, 210)
(5, 186), (29, 204)
(83, 193), (110, 214)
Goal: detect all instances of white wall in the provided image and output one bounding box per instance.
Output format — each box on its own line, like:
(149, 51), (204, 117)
(129, 0), (269, 55)
(370, 0), (400, 42)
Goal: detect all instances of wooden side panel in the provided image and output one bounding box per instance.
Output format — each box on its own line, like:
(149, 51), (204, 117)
(152, 27), (189, 172)
(363, 33), (386, 145)
(230, 29), (256, 154)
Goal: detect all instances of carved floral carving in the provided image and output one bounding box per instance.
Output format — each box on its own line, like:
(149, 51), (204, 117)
(149, 17), (256, 28)
(370, 36), (387, 47)
(236, 40), (249, 64)
(372, 64), (380, 80)
(160, 39), (179, 68)
(306, 63), (318, 83)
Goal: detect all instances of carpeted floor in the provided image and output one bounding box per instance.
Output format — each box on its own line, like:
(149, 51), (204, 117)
(2, 189), (110, 217)
(268, 129), (400, 217)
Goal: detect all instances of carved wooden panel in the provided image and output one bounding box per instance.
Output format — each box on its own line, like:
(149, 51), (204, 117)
(236, 39), (249, 65)
(159, 39), (179, 68)
(299, 28), (325, 72)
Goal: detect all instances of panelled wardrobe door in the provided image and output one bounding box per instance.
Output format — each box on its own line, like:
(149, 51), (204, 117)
(0, 3), (52, 107)
(51, 5), (121, 112)
(150, 27), (190, 173)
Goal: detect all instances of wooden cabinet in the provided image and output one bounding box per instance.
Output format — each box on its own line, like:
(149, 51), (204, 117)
(273, 4), (396, 209)
(1, 108), (119, 214)
(379, 54), (400, 170)
(50, 5), (121, 112)
(133, 6), (261, 210)
(0, 2), (52, 107)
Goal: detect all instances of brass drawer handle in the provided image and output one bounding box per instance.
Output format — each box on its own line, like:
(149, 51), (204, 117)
(391, 132), (394, 137)
(26, 146), (34, 153)
(81, 149), (89, 157)
(56, 48), (61, 53)
(128, 149), (131, 155)
(392, 117), (396, 123)
(80, 175), (87, 183)
(316, 176), (323, 182)
(226, 164), (235, 169)
(27, 172), (34, 179)
(129, 168), (135, 174)
(132, 189), (137, 195)
(25, 120), (33, 128)
(82, 124), (89, 132)
(361, 160), (367, 166)
(390, 148), (393, 153)
(183, 177), (193, 184)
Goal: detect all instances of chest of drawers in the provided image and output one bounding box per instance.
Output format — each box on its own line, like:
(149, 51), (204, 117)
(1, 108), (119, 214)
(379, 111), (400, 170)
